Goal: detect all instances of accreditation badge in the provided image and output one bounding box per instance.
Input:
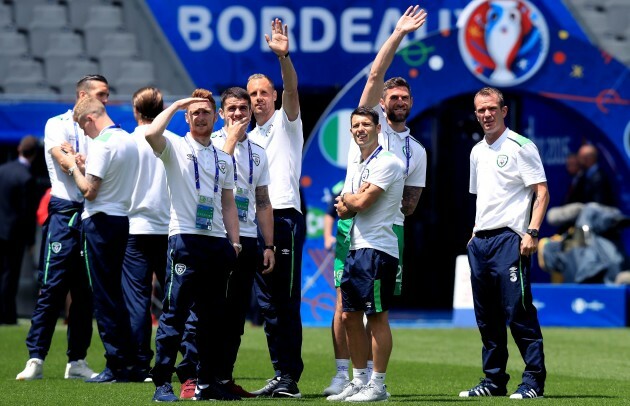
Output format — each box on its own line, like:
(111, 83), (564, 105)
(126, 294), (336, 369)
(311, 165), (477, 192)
(195, 195), (214, 230)
(235, 187), (249, 222)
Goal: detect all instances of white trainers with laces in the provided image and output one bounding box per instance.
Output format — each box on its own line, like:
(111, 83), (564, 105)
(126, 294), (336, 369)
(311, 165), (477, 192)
(323, 375), (350, 396)
(345, 381), (390, 402)
(16, 358), (44, 380)
(326, 378), (364, 401)
(65, 359), (98, 379)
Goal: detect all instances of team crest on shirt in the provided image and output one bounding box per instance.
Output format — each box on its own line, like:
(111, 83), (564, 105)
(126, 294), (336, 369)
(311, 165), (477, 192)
(497, 155), (509, 167)
(361, 170), (370, 183)
(402, 146), (412, 157)
(252, 153), (261, 166)
(51, 242), (62, 254)
(175, 263), (187, 275)
(509, 266), (518, 282)
(218, 160), (227, 174)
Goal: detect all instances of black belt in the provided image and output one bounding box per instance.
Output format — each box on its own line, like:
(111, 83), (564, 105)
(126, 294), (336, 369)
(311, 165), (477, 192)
(475, 227), (513, 238)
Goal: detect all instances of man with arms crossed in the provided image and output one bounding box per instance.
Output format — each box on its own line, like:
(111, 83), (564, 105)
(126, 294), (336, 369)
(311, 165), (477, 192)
(460, 87), (548, 399)
(17, 75), (109, 381)
(332, 106), (404, 402)
(145, 89), (241, 402)
(248, 18), (305, 398)
(325, 6), (427, 395)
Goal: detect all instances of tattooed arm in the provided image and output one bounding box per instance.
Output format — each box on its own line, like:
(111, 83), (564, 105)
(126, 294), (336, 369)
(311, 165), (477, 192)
(255, 185), (275, 274)
(401, 185), (423, 216)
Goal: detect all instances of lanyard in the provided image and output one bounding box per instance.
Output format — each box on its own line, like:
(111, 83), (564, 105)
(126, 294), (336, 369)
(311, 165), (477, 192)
(185, 135), (219, 194)
(220, 129), (254, 186)
(72, 122), (80, 153)
(386, 132), (410, 177)
(352, 145), (382, 192)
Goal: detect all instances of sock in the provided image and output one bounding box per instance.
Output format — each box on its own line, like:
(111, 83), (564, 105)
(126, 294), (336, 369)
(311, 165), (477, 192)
(335, 359), (350, 379)
(366, 360), (374, 377)
(371, 372), (386, 390)
(353, 368), (369, 385)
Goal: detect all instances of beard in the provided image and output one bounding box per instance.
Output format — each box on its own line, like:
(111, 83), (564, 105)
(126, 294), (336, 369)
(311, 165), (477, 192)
(386, 109), (410, 124)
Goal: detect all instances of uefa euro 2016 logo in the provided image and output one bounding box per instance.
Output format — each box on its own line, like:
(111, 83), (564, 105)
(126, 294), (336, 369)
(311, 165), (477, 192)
(457, 0), (549, 87)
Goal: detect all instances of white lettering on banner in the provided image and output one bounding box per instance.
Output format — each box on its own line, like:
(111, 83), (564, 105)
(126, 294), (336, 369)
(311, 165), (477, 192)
(179, 6), (212, 51)
(300, 7), (336, 52)
(177, 5), (451, 53)
(217, 6), (256, 52)
(340, 8), (372, 52)
(260, 7), (296, 51)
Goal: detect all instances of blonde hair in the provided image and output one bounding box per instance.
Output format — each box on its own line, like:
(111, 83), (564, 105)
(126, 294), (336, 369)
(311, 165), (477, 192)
(73, 96), (105, 123)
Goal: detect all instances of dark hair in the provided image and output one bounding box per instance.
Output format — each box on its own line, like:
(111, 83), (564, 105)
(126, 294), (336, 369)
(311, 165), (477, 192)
(132, 87), (164, 121)
(474, 87), (505, 108)
(18, 135), (39, 158)
(190, 88), (217, 112)
(383, 77), (411, 97)
(76, 74), (108, 90)
(220, 87), (251, 109)
(351, 106), (379, 125)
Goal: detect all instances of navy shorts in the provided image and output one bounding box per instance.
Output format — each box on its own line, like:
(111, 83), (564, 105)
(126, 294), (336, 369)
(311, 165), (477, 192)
(340, 248), (398, 315)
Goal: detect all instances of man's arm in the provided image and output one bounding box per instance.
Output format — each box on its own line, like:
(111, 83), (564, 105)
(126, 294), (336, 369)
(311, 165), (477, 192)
(341, 182), (384, 213)
(266, 18), (299, 121)
(255, 185), (275, 274)
(401, 185), (423, 216)
(521, 182), (550, 256)
(359, 5), (427, 107)
(221, 188), (241, 254)
(58, 152), (102, 201)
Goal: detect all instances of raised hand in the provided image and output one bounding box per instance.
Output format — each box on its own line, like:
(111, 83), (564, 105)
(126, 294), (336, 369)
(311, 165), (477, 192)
(396, 5), (427, 35)
(265, 18), (289, 57)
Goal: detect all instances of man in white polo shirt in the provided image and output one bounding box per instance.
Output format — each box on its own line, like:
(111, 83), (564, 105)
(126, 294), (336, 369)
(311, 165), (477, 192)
(331, 106), (404, 402)
(325, 6), (428, 396)
(144, 89), (241, 402)
(59, 96), (139, 383)
(212, 86), (275, 397)
(459, 87), (548, 400)
(17, 74), (109, 382)
(122, 86), (172, 382)
(247, 18), (305, 399)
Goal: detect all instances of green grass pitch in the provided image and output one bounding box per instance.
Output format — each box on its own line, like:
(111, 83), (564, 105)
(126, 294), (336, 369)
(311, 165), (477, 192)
(1, 321), (629, 404)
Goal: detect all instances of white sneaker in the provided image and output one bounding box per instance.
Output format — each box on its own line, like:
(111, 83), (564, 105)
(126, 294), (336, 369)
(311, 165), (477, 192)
(346, 381), (390, 402)
(323, 375), (350, 396)
(16, 358), (44, 380)
(326, 378), (363, 401)
(65, 359), (98, 379)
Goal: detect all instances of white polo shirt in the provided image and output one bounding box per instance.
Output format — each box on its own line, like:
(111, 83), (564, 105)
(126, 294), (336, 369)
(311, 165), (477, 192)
(348, 148), (405, 258)
(44, 109), (89, 202)
(212, 129), (270, 238)
(344, 106), (427, 225)
(158, 132), (235, 238)
(83, 126), (139, 219)
(128, 124), (170, 235)
(469, 128), (547, 237)
(248, 108), (303, 212)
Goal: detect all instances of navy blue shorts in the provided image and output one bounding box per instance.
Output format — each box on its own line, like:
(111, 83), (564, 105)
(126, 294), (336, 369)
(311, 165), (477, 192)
(340, 248), (398, 314)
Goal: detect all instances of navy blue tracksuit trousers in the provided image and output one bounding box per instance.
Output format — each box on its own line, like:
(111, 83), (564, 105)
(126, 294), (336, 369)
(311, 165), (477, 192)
(467, 228), (546, 392)
(83, 213), (132, 371)
(254, 208), (305, 382)
(26, 197), (92, 361)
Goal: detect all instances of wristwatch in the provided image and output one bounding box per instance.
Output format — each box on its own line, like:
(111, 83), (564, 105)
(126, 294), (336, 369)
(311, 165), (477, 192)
(67, 165), (78, 176)
(232, 242), (242, 253)
(264, 245), (276, 252)
(526, 229), (539, 238)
